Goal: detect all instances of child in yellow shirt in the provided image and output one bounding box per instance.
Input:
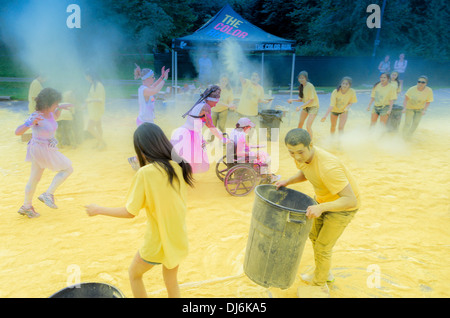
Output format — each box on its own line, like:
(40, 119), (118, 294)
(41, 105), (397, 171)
(85, 123), (194, 298)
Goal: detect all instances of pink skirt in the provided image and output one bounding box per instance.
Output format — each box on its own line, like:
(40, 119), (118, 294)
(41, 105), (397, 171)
(25, 138), (72, 171)
(170, 127), (209, 174)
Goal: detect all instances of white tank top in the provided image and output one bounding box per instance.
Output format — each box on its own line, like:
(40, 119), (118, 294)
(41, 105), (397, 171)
(137, 85), (155, 123)
(183, 102), (207, 131)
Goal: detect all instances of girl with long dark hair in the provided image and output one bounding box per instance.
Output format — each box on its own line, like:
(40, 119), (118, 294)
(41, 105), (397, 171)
(321, 77), (357, 135)
(171, 85), (230, 174)
(288, 71), (320, 138)
(86, 123), (194, 298)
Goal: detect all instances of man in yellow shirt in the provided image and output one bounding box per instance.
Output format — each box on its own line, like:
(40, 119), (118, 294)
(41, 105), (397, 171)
(275, 128), (360, 296)
(236, 72), (267, 121)
(402, 75), (434, 140)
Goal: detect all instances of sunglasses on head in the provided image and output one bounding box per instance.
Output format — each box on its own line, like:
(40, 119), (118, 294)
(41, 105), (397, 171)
(417, 80), (426, 84)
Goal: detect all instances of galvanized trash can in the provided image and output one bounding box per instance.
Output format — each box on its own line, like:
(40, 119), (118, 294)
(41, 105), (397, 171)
(244, 184), (316, 289)
(49, 282), (125, 298)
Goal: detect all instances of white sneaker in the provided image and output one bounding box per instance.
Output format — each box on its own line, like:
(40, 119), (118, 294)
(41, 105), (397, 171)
(300, 272), (335, 284)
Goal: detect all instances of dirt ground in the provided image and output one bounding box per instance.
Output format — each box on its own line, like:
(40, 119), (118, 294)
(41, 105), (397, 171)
(0, 88), (449, 298)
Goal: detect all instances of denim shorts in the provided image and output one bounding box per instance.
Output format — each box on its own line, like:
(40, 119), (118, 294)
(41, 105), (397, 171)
(373, 105), (389, 116)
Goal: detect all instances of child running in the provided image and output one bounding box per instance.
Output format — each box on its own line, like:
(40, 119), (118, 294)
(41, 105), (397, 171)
(15, 88), (74, 218)
(85, 123), (194, 298)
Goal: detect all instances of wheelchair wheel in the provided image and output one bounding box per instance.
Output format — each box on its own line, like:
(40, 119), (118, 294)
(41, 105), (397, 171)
(224, 164), (259, 196)
(215, 155), (229, 181)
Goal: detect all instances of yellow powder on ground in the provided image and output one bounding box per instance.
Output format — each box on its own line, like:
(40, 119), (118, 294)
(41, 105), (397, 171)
(0, 91), (449, 298)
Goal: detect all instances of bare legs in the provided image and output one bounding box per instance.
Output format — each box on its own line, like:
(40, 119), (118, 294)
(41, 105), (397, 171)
(87, 119), (106, 150)
(298, 110), (317, 138)
(24, 162), (44, 207)
(128, 252), (180, 298)
(329, 112), (348, 135)
(23, 162), (73, 207)
(370, 113), (389, 127)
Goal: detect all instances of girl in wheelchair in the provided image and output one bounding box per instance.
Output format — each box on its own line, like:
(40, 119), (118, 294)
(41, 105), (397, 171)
(226, 117), (281, 184)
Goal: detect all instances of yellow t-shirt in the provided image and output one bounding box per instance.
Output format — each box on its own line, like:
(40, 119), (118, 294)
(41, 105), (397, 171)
(371, 83), (397, 107)
(213, 87), (234, 113)
(301, 82), (319, 109)
(330, 88), (357, 113)
(405, 86), (434, 110)
(237, 79), (264, 116)
(126, 161), (188, 269)
(28, 79), (43, 113)
(87, 82), (106, 121)
(294, 147), (360, 211)
(390, 80), (401, 94)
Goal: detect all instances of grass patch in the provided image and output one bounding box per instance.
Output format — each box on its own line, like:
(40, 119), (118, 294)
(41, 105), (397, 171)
(0, 82), (29, 100)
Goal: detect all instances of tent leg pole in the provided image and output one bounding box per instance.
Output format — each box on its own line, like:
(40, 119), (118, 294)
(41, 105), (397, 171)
(175, 51), (178, 98)
(290, 53), (295, 100)
(261, 52), (264, 89)
(171, 49), (174, 89)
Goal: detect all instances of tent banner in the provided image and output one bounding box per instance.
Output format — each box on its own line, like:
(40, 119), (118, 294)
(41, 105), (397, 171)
(173, 4), (295, 52)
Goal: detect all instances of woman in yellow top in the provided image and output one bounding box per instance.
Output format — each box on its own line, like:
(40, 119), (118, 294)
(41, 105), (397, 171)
(288, 71), (320, 138)
(85, 69), (107, 150)
(402, 75), (434, 140)
(210, 75), (235, 141)
(321, 77), (357, 135)
(85, 123), (194, 298)
(367, 72), (397, 127)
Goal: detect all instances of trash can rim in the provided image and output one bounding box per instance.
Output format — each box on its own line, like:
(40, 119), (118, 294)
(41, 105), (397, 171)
(49, 282), (125, 298)
(254, 184), (315, 213)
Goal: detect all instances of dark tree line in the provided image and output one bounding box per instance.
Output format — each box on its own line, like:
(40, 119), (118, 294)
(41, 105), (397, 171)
(1, 0), (449, 60)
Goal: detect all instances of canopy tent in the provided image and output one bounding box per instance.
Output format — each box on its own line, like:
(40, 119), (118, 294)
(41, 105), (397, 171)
(171, 4), (297, 97)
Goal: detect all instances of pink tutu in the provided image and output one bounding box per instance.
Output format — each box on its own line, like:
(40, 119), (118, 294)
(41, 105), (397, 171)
(170, 127), (209, 174)
(26, 137), (72, 171)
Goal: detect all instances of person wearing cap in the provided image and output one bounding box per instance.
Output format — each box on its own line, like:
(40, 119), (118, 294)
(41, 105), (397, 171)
(275, 128), (360, 297)
(134, 64), (170, 126)
(227, 117), (280, 183)
(171, 85), (229, 174)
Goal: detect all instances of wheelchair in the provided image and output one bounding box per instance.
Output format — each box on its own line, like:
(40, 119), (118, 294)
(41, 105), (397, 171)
(215, 134), (274, 197)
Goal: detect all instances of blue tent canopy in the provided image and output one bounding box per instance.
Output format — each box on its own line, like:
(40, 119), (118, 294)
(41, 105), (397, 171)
(172, 4), (295, 52)
(171, 4), (297, 97)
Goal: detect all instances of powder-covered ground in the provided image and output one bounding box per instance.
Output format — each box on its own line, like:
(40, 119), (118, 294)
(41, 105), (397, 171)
(0, 88), (449, 298)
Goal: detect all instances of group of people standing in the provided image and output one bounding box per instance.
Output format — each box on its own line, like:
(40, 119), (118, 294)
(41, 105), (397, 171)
(286, 65), (433, 141)
(13, 57), (435, 298)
